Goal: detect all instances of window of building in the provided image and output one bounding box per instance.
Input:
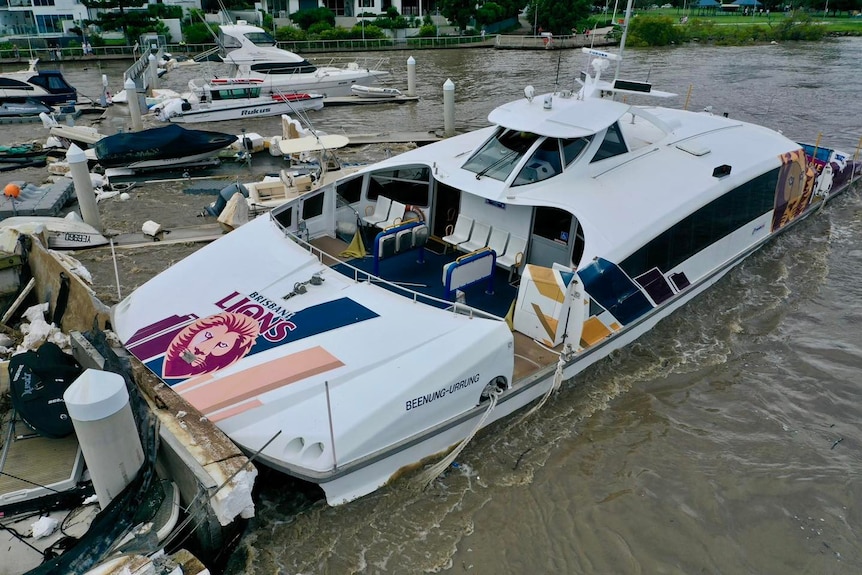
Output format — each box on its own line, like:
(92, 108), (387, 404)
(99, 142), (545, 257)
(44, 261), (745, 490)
(36, 13), (69, 34)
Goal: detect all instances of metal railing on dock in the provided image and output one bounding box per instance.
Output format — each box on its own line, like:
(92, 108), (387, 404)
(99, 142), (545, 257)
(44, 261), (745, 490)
(494, 32), (617, 50)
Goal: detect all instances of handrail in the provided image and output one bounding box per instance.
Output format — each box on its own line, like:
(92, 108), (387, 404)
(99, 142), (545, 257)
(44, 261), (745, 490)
(280, 227), (504, 322)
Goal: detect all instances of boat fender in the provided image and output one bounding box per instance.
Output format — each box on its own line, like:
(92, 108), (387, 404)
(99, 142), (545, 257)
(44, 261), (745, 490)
(405, 205), (425, 221)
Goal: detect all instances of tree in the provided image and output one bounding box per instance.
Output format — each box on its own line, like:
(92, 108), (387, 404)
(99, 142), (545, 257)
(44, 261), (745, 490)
(529, 0), (593, 35)
(439, 0), (477, 32)
(81, 0), (163, 44)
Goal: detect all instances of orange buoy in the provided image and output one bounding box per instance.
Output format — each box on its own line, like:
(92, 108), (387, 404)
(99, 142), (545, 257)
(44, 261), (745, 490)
(4, 183), (20, 198)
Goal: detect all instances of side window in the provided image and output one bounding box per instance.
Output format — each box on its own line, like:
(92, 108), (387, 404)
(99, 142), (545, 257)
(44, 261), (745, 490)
(301, 192), (325, 220)
(562, 136), (592, 166)
(513, 138), (563, 186)
(336, 175), (363, 204)
(590, 122), (628, 163)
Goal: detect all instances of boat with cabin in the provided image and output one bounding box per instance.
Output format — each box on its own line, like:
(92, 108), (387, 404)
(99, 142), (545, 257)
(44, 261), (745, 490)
(216, 21), (389, 97)
(0, 60), (77, 106)
(153, 78), (324, 124)
(109, 9), (861, 507)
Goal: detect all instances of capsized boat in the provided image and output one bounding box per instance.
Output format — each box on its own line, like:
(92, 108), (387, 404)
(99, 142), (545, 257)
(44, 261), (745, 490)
(0, 98), (53, 117)
(217, 20), (389, 97)
(153, 79), (324, 123)
(93, 124), (237, 169)
(0, 215), (109, 249)
(110, 14), (861, 506)
(0, 59), (77, 105)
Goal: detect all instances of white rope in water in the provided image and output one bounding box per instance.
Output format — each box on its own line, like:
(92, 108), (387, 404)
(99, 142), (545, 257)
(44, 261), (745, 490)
(514, 343), (573, 425)
(415, 388), (502, 490)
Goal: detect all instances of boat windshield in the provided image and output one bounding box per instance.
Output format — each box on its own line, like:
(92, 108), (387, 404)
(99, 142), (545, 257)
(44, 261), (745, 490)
(462, 128), (540, 181)
(244, 31), (277, 47)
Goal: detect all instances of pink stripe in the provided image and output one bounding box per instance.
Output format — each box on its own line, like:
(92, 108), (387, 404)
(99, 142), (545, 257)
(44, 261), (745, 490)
(208, 399), (263, 422)
(179, 346), (343, 414)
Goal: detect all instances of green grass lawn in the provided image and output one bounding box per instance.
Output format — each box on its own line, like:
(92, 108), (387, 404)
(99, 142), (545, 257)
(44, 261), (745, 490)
(638, 8), (862, 32)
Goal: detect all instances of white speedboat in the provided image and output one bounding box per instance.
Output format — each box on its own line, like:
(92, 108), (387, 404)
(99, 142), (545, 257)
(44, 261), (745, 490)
(350, 85), (402, 99)
(0, 215), (109, 249)
(217, 21), (389, 97)
(153, 79), (324, 123)
(111, 8), (861, 507)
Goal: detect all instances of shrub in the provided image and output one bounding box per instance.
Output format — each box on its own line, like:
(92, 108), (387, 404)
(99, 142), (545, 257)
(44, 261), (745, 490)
(308, 21), (334, 35)
(627, 16), (684, 46)
(290, 7), (335, 31)
(275, 25), (307, 41)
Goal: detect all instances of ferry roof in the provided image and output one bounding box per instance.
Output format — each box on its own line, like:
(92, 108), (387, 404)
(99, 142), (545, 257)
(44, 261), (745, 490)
(488, 95), (631, 138)
(361, 93), (800, 264)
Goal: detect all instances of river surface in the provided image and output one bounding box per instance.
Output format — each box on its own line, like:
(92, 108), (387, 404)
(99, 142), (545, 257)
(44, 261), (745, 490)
(4, 38), (862, 574)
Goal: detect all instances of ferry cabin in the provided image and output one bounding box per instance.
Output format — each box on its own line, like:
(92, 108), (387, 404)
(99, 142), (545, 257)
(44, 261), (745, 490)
(272, 89), (838, 357)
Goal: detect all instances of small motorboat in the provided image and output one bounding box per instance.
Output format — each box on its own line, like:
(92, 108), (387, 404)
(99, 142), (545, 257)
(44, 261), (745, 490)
(350, 85), (403, 99)
(93, 124), (237, 169)
(0, 215), (109, 249)
(0, 98), (53, 117)
(153, 86), (324, 124)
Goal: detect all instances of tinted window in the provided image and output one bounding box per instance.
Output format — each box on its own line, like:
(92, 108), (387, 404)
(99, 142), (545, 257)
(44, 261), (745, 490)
(533, 206), (571, 245)
(366, 165), (430, 206)
(302, 192), (325, 220)
(336, 175), (363, 204)
(621, 169), (779, 278)
(563, 136), (592, 166)
(590, 122), (627, 163)
(513, 138), (563, 186)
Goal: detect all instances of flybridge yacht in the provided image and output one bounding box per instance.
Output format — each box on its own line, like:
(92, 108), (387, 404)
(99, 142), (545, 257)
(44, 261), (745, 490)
(111, 35), (860, 505)
(216, 21), (389, 97)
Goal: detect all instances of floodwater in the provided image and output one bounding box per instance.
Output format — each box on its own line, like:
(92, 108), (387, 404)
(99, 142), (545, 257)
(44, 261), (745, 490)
(3, 38), (862, 574)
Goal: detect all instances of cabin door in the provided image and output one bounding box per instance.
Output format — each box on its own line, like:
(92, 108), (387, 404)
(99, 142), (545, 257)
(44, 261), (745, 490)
(432, 182), (461, 240)
(527, 206), (574, 269)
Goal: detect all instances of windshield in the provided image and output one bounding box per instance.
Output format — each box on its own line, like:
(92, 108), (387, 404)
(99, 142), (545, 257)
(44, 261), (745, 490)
(462, 128), (540, 181)
(245, 31), (277, 47)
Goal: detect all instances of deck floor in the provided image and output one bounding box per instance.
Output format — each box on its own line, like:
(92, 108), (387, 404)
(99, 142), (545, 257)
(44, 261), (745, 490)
(311, 234), (559, 383)
(0, 411), (81, 497)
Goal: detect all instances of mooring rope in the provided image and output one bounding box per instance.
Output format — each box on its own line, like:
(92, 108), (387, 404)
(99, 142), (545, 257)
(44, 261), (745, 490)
(514, 343), (573, 425)
(415, 387), (502, 490)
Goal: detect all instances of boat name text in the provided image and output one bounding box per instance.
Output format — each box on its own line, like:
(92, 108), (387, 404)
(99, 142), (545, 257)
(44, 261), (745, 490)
(405, 373), (481, 411)
(214, 291), (297, 342)
(241, 108), (271, 116)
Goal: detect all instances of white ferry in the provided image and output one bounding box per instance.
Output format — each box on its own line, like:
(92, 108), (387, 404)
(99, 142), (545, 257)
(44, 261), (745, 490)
(111, 15), (861, 506)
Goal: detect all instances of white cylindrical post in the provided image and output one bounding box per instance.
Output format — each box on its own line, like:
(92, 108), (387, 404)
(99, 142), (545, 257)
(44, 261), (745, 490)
(124, 77), (143, 132)
(147, 53), (159, 92)
(64, 369), (145, 509)
(100, 74), (109, 106)
(66, 143), (102, 232)
(406, 56), (416, 97)
(443, 78), (455, 138)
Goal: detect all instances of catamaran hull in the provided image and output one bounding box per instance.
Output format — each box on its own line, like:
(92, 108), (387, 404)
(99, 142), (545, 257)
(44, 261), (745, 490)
(235, 151), (860, 507)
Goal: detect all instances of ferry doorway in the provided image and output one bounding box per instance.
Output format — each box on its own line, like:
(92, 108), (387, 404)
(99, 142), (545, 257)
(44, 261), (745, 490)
(432, 182), (461, 240)
(528, 206), (575, 269)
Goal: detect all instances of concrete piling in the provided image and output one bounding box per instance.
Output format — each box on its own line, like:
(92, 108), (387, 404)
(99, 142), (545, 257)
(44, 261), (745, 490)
(66, 143), (102, 232)
(407, 56), (416, 97)
(124, 77), (143, 132)
(443, 78), (455, 138)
